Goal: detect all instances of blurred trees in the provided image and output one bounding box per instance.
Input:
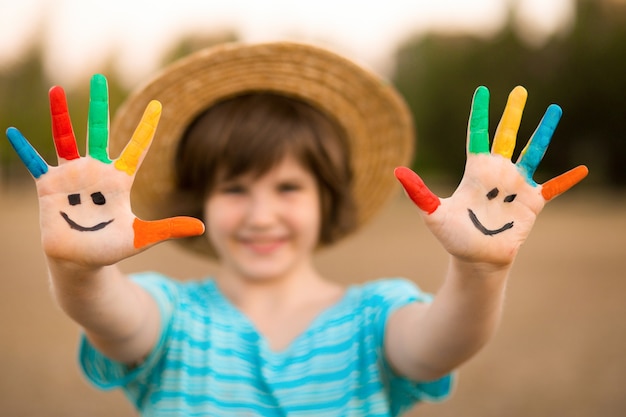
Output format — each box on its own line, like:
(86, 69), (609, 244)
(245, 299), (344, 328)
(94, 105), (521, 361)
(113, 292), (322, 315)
(0, 44), (50, 182)
(392, 0), (626, 187)
(1, 0), (625, 187)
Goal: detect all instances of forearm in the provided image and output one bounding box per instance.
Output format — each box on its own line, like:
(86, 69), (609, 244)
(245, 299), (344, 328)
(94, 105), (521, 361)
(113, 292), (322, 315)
(47, 259), (160, 364)
(387, 256), (510, 381)
(421, 257), (509, 370)
(389, 84), (587, 382)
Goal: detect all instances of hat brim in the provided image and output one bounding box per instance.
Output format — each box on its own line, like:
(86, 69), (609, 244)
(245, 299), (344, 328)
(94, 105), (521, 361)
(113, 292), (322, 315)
(110, 42), (414, 257)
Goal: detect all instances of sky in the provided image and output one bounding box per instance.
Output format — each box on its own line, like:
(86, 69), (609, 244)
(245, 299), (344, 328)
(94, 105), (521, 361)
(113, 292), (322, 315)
(1, 0), (574, 87)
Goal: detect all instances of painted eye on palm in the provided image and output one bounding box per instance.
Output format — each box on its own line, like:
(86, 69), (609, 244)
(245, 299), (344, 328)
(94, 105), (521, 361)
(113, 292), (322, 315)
(61, 191), (114, 232)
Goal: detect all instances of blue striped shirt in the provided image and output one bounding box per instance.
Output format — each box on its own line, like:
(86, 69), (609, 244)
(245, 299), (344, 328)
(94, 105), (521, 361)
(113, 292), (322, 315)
(80, 273), (452, 416)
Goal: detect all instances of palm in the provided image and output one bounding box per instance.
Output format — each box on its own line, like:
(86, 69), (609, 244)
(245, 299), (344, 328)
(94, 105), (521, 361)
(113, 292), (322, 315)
(7, 74), (204, 267)
(396, 86), (588, 265)
(36, 157), (137, 265)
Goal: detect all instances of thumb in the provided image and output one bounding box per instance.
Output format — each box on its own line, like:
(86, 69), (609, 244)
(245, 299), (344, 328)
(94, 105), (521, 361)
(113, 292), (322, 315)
(541, 165), (589, 201)
(394, 166), (441, 215)
(132, 216), (205, 249)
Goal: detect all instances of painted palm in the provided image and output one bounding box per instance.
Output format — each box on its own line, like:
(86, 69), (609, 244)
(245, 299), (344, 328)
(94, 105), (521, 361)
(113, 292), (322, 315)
(395, 86), (588, 265)
(6, 74), (204, 266)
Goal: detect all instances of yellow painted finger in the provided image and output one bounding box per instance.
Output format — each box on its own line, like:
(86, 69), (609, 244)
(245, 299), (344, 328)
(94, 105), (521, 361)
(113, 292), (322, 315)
(492, 86), (527, 159)
(115, 100), (162, 175)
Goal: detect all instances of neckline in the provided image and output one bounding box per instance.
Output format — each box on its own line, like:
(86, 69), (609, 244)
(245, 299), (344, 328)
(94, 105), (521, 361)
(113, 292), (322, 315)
(208, 279), (357, 356)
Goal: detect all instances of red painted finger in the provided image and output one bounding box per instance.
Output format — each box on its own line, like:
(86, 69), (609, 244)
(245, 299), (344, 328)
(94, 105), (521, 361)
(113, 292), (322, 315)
(133, 217), (205, 249)
(541, 165), (589, 201)
(49, 86), (79, 161)
(394, 166), (441, 214)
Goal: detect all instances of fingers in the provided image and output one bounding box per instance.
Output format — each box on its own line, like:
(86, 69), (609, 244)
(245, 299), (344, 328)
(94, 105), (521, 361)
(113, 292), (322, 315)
(541, 165), (588, 201)
(114, 100), (162, 176)
(49, 86), (80, 162)
(492, 86), (527, 159)
(6, 127), (49, 178)
(467, 86), (490, 154)
(87, 74), (111, 164)
(394, 166), (441, 214)
(133, 217), (205, 249)
(516, 104), (562, 184)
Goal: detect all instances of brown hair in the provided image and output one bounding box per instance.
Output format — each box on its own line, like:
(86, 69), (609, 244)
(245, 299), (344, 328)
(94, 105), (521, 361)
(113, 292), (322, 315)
(172, 93), (357, 255)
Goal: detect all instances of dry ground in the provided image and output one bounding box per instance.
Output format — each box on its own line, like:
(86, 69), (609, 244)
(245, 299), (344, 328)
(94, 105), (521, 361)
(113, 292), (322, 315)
(1, 184), (624, 417)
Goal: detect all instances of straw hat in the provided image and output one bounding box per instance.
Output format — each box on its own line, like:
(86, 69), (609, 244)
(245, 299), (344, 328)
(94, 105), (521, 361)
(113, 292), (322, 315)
(110, 41), (414, 256)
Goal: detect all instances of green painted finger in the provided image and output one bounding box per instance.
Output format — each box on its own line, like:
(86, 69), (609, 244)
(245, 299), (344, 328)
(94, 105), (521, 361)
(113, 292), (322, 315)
(88, 74), (111, 163)
(468, 86), (490, 154)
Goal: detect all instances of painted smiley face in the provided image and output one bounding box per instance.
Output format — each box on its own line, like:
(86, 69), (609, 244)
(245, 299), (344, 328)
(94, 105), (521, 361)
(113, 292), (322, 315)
(468, 187), (516, 236)
(59, 191), (114, 232)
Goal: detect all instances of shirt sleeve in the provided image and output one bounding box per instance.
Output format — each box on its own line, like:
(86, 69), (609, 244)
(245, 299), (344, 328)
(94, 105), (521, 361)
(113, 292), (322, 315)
(364, 278), (455, 414)
(78, 272), (178, 394)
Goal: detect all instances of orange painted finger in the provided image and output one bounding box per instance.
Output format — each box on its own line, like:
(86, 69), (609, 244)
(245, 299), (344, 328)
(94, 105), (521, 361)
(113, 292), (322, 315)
(541, 165), (589, 201)
(133, 217), (205, 249)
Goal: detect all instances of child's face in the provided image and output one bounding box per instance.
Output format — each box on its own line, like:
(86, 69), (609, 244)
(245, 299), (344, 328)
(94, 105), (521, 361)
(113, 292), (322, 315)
(204, 155), (322, 282)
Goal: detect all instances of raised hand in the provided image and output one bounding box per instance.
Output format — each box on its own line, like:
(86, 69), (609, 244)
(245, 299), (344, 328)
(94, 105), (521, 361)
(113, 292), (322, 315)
(6, 74), (204, 266)
(395, 86), (588, 265)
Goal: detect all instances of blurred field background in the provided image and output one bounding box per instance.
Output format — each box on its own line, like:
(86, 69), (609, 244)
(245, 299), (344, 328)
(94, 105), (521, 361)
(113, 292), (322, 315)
(1, 184), (625, 416)
(1, 0), (626, 415)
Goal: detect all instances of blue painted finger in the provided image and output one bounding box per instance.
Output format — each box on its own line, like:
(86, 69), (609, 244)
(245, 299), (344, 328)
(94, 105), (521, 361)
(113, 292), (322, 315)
(516, 104), (562, 184)
(6, 127), (49, 178)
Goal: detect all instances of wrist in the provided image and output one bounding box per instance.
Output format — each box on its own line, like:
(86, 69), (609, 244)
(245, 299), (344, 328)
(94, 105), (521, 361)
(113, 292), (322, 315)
(449, 255), (512, 283)
(46, 256), (105, 280)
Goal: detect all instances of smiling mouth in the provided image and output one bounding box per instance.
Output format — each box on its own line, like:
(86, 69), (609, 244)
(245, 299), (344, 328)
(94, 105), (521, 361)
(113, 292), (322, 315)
(467, 209), (514, 236)
(60, 212), (114, 232)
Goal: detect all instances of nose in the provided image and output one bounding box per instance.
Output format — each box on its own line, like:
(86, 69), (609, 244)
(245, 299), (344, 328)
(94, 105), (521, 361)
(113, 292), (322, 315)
(245, 192), (278, 227)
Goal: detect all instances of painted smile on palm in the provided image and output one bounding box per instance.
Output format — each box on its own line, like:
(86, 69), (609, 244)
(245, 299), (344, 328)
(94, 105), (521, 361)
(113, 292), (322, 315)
(60, 191), (114, 232)
(468, 187), (516, 236)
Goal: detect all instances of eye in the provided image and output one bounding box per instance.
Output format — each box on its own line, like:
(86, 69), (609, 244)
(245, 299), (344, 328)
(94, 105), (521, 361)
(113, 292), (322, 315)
(504, 194), (517, 203)
(219, 184), (246, 195)
(486, 188), (499, 200)
(68, 193), (81, 206)
(91, 192), (106, 205)
(278, 182), (301, 193)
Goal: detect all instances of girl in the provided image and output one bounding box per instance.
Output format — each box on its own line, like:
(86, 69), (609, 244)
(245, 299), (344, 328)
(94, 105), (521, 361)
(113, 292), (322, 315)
(6, 42), (587, 416)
